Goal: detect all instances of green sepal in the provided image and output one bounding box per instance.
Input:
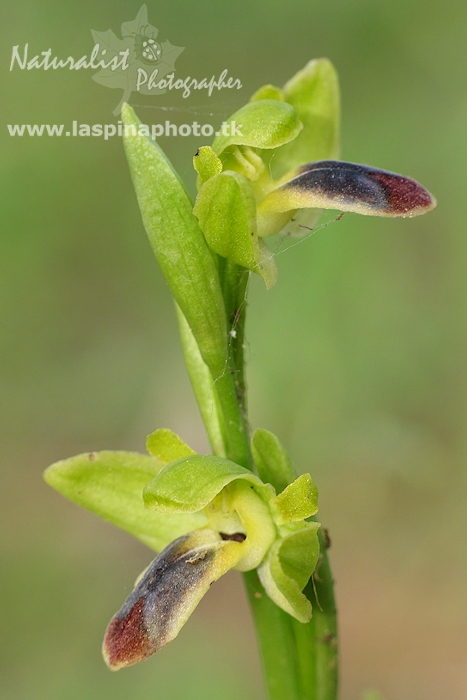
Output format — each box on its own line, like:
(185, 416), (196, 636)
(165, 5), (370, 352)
(146, 428), (195, 463)
(193, 145), (223, 185)
(250, 84), (284, 102)
(258, 522), (321, 623)
(212, 100), (302, 154)
(44, 451), (206, 552)
(121, 103), (228, 378)
(252, 428), (297, 493)
(270, 473), (319, 525)
(143, 454), (274, 513)
(267, 59), (340, 179)
(193, 170), (277, 288)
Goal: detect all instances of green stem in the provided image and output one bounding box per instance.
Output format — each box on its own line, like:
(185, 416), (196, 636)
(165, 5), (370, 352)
(293, 529), (338, 700)
(219, 259), (249, 420)
(244, 569), (302, 700)
(176, 275), (253, 471)
(177, 260), (338, 700)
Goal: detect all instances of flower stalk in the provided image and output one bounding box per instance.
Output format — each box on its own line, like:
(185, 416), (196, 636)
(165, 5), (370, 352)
(43, 57), (435, 700)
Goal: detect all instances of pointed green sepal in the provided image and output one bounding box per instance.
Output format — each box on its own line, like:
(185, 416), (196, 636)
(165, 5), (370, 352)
(143, 454), (273, 513)
(252, 428), (297, 493)
(193, 170), (277, 288)
(44, 451), (205, 552)
(146, 428), (195, 463)
(121, 103), (228, 378)
(212, 100), (302, 154)
(269, 473), (319, 525)
(258, 522), (321, 622)
(269, 58), (341, 179)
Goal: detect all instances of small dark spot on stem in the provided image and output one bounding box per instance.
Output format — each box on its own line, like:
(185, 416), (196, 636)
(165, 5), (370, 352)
(323, 528), (331, 549)
(88, 453), (96, 461)
(316, 631), (338, 648)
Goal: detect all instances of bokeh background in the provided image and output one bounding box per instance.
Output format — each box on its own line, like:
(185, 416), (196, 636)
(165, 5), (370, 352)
(2, 1), (466, 698)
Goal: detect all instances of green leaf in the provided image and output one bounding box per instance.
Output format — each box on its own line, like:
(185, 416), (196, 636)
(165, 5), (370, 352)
(267, 59), (341, 179)
(146, 428), (195, 462)
(252, 428), (297, 493)
(122, 103), (228, 378)
(212, 100), (302, 154)
(258, 523), (320, 622)
(193, 170), (277, 288)
(175, 305), (227, 458)
(270, 473), (319, 525)
(44, 451), (205, 551)
(143, 454), (273, 513)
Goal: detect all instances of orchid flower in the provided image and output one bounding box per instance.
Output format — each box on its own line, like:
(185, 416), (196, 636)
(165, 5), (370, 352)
(45, 428), (320, 669)
(193, 59), (435, 289)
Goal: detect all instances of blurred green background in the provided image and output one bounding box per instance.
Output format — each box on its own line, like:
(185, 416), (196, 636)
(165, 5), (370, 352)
(1, 1), (466, 698)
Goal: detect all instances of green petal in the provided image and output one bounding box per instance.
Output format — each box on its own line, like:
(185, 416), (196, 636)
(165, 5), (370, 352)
(212, 100), (302, 154)
(193, 145), (223, 185)
(258, 522), (321, 623)
(252, 428), (297, 493)
(250, 84), (284, 102)
(143, 454), (273, 513)
(44, 451), (205, 552)
(193, 170), (277, 288)
(146, 428), (195, 463)
(121, 104), (228, 378)
(267, 58), (341, 179)
(270, 473), (319, 525)
(103, 529), (242, 669)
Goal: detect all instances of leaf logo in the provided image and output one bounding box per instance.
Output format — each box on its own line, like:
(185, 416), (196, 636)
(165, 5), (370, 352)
(91, 5), (184, 115)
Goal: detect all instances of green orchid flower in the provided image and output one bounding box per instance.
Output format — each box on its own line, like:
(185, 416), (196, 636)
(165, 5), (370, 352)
(44, 428), (320, 670)
(192, 59), (435, 287)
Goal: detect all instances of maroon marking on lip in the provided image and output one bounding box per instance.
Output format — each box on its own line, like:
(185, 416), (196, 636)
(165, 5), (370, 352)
(104, 598), (149, 669)
(370, 171), (434, 214)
